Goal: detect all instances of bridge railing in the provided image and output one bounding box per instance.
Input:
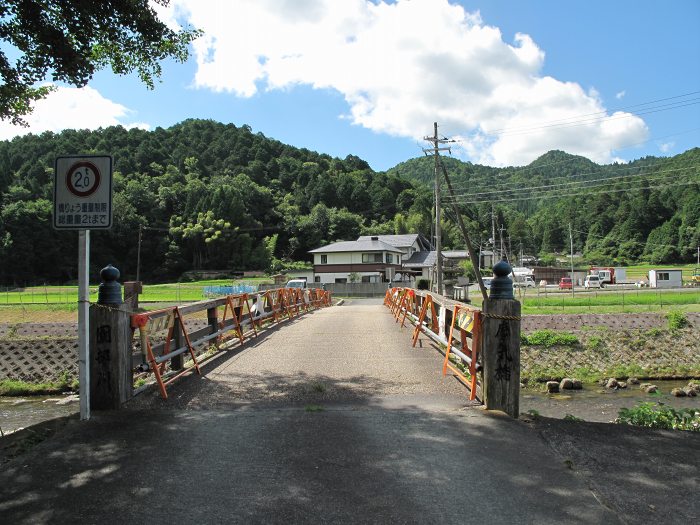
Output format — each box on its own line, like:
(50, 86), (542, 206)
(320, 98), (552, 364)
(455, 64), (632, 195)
(385, 287), (483, 401)
(89, 287), (332, 407)
(128, 287), (333, 399)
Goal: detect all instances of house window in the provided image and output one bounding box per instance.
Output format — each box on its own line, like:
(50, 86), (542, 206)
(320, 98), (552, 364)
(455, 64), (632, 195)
(320, 254), (327, 264)
(386, 253), (393, 264)
(314, 276), (321, 283)
(362, 253), (382, 263)
(335, 278), (347, 283)
(658, 272), (669, 281)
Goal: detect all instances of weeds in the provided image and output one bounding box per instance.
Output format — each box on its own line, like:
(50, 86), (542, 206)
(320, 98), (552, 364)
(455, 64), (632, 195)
(0, 379), (71, 396)
(616, 402), (699, 431)
(585, 335), (603, 350)
(521, 330), (579, 347)
(666, 311), (689, 331)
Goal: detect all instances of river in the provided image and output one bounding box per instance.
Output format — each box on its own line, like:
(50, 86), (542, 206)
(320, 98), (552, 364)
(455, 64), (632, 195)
(1, 395), (79, 435)
(521, 379), (699, 422)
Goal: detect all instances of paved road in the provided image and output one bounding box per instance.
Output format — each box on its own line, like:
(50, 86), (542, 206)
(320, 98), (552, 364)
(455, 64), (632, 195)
(1, 298), (698, 524)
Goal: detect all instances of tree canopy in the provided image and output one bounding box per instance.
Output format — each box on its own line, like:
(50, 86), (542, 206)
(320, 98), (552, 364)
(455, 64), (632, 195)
(0, 0), (200, 124)
(0, 118), (697, 285)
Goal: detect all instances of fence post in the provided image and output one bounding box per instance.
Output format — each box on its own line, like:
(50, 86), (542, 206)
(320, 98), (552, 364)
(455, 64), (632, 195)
(482, 259), (521, 418)
(90, 266), (132, 409)
(207, 305), (219, 345)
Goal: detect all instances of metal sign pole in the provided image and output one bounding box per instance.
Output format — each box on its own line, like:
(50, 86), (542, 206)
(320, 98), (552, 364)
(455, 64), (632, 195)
(78, 229), (90, 420)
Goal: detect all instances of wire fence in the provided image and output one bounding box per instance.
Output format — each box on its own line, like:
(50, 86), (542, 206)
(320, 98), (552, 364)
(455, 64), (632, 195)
(0, 281), (264, 306)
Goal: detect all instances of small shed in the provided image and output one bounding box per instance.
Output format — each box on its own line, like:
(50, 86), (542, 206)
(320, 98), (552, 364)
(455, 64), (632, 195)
(648, 269), (683, 288)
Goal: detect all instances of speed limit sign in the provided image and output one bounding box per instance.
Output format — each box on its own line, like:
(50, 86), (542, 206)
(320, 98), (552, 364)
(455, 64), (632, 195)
(54, 155), (113, 230)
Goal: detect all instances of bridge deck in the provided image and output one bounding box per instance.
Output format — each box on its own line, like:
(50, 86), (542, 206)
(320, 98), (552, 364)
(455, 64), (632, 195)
(128, 297), (469, 410)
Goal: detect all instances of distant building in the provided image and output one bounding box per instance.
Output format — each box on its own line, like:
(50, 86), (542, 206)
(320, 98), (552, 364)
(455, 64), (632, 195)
(648, 269), (683, 288)
(309, 237), (403, 284)
(309, 233), (475, 285)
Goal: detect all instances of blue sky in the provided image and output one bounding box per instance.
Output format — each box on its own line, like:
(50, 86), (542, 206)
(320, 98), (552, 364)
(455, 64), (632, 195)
(1, 0), (698, 171)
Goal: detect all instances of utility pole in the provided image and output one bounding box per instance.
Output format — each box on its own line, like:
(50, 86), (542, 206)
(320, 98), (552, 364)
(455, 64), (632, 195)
(569, 223), (575, 297)
(499, 224), (507, 263)
(136, 224), (143, 282)
(424, 122), (451, 295)
(491, 206), (497, 260)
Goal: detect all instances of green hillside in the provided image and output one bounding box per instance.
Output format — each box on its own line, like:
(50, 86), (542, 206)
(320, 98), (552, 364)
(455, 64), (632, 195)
(0, 119), (698, 285)
(389, 148), (700, 266)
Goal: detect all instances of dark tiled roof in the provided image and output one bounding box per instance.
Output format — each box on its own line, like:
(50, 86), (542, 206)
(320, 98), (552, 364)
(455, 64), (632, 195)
(403, 251), (436, 268)
(309, 239), (403, 254)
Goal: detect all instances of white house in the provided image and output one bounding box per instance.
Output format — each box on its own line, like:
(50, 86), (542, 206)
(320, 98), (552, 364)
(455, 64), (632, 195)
(648, 269), (683, 288)
(309, 236), (403, 284)
(309, 233), (474, 285)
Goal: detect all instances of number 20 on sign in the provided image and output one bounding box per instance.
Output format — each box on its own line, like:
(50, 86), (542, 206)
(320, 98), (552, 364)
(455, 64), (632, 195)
(53, 155), (113, 230)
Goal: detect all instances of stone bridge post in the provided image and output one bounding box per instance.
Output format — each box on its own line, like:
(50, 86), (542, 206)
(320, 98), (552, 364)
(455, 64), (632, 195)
(89, 265), (132, 409)
(482, 259), (521, 418)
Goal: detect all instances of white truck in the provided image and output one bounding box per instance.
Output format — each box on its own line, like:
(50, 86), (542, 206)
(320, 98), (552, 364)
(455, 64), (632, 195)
(513, 275), (536, 288)
(511, 267), (536, 288)
(285, 279), (307, 289)
(590, 267), (627, 285)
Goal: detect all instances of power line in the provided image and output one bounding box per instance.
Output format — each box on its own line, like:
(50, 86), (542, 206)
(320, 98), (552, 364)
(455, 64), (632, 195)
(443, 177), (700, 206)
(446, 160), (698, 194)
(486, 90), (700, 134)
(443, 165), (699, 200)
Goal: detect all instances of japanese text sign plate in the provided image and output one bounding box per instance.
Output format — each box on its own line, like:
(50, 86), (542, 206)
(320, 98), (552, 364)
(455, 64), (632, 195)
(54, 155), (113, 230)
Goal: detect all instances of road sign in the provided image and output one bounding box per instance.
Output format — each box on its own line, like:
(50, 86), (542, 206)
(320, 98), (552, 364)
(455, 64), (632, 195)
(54, 155), (113, 230)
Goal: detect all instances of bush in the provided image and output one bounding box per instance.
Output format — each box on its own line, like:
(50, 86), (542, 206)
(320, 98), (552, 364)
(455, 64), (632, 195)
(416, 278), (430, 290)
(521, 329), (579, 347)
(666, 311), (688, 330)
(616, 402), (699, 431)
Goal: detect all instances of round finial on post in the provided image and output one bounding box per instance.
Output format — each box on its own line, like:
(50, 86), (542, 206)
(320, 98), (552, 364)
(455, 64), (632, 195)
(489, 257), (514, 300)
(98, 264), (123, 305)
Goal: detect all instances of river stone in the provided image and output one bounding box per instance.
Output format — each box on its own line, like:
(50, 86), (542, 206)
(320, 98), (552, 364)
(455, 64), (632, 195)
(605, 378), (619, 389)
(643, 384), (658, 394)
(546, 381), (560, 393)
(617, 381), (628, 389)
(560, 378), (574, 390)
(683, 387), (697, 397)
(672, 388), (687, 397)
(687, 382), (700, 394)
(572, 379), (583, 390)
(627, 377), (640, 385)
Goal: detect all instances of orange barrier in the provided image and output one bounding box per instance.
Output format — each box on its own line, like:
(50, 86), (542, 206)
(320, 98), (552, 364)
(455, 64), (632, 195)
(131, 307), (202, 399)
(219, 293), (258, 346)
(411, 293), (439, 347)
(443, 305), (481, 401)
(130, 287), (332, 400)
(386, 287), (483, 401)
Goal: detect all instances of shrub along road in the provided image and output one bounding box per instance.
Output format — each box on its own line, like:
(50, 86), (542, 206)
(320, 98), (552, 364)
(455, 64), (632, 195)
(0, 298), (697, 523)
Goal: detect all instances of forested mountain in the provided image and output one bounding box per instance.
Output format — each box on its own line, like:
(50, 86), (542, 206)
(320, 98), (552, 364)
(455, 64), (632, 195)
(390, 148), (700, 266)
(0, 119), (430, 283)
(0, 118), (698, 285)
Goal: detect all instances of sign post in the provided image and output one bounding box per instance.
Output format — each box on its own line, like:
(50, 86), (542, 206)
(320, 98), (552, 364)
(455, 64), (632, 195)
(54, 155), (113, 421)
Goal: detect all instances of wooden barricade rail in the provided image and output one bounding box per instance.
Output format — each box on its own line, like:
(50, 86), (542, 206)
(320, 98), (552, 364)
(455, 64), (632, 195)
(386, 287), (483, 401)
(128, 287), (332, 400)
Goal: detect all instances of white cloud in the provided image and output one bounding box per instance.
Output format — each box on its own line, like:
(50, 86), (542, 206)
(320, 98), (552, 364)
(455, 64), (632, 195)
(659, 141), (674, 153)
(616, 90), (626, 99)
(0, 85), (149, 140)
(166, 0), (648, 166)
